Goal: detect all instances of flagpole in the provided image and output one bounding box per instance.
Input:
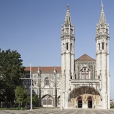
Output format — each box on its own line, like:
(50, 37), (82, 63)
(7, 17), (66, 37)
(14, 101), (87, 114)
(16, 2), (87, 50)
(30, 63), (33, 111)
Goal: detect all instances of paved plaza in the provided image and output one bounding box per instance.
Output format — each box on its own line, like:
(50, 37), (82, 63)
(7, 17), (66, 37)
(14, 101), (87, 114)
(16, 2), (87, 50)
(0, 108), (114, 114)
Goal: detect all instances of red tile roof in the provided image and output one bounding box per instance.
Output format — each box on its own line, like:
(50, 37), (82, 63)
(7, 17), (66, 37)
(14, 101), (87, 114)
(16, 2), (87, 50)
(76, 54), (95, 61)
(24, 54), (94, 72)
(25, 66), (61, 72)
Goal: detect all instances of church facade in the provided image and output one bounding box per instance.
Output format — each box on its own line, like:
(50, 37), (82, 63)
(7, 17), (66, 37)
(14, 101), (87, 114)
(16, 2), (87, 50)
(24, 4), (110, 109)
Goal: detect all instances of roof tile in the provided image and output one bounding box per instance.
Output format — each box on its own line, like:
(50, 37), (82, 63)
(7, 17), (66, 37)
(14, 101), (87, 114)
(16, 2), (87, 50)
(76, 54), (95, 61)
(25, 66), (61, 73)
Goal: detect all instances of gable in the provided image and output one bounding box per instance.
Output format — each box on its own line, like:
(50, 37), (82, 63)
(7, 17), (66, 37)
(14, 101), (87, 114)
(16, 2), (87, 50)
(76, 54), (95, 61)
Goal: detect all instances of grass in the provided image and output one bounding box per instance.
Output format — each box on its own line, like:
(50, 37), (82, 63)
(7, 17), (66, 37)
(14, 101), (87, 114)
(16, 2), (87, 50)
(0, 107), (8, 110)
(0, 106), (41, 110)
(0, 107), (25, 110)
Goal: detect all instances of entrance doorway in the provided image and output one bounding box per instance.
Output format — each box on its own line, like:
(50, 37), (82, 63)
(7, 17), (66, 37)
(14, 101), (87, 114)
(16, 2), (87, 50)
(42, 95), (53, 107)
(78, 97), (82, 108)
(88, 97), (92, 108)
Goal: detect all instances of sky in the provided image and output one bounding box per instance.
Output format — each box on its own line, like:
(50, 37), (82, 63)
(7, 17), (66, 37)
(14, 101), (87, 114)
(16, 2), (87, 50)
(0, 0), (114, 99)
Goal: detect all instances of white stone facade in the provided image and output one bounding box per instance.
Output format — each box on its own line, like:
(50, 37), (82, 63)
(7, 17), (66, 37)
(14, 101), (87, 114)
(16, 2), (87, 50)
(24, 4), (110, 109)
(60, 4), (110, 109)
(24, 67), (61, 107)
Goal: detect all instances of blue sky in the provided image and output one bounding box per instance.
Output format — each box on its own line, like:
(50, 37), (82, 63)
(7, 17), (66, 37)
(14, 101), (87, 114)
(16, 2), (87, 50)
(0, 0), (114, 99)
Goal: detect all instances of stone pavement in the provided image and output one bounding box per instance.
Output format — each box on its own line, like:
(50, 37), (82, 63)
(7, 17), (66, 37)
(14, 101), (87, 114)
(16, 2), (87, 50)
(0, 108), (114, 114)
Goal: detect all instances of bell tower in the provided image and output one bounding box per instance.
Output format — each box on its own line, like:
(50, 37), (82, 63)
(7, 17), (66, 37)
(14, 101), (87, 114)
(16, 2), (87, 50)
(96, 3), (110, 109)
(61, 5), (75, 108)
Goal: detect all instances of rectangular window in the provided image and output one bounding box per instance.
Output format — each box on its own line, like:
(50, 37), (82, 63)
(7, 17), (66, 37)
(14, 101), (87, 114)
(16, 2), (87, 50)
(81, 72), (89, 79)
(106, 43), (107, 51)
(66, 43), (68, 50)
(98, 43), (100, 50)
(46, 80), (49, 85)
(75, 74), (76, 79)
(70, 43), (72, 51)
(45, 77), (49, 85)
(102, 42), (104, 50)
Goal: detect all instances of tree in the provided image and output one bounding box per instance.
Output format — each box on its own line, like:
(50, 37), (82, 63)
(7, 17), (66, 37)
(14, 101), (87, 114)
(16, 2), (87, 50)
(26, 95), (30, 104)
(33, 95), (38, 106)
(25, 94), (39, 107)
(0, 49), (24, 106)
(15, 86), (27, 107)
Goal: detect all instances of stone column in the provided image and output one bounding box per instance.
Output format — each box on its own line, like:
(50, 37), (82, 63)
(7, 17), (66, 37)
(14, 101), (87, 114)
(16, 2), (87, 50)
(38, 68), (41, 107)
(54, 68), (57, 107)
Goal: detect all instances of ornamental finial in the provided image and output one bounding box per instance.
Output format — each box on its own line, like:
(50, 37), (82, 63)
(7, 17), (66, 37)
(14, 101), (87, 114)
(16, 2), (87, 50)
(101, 0), (104, 9)
(67, 4), (70, 10)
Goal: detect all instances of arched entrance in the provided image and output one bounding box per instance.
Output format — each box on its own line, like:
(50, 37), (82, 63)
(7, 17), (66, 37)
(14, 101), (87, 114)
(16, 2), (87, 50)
(42, 95), (53, 107)
(68, 86), (101, 108)
(57, 96), (60, 107)
(88, 97), (92, 108)
(77, 96), (82, 108)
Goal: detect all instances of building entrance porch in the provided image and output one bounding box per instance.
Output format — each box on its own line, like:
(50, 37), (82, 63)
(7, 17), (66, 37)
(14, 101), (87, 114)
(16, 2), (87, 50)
(68, 86), (101, 108)
(76, 95), (93, 108)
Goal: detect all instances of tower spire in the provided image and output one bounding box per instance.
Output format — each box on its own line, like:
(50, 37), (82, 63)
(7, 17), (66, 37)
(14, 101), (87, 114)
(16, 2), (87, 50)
(61, 5), (75, 109)
(64, 5), (72, 25)
(96, 1), (110, 109)
(99, 1), (107, 25)
(67, 4), (70, 10)
(101, 0), (103, 6)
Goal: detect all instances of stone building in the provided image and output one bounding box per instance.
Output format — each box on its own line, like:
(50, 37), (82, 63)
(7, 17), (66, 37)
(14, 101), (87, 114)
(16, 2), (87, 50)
(24, 67), (61, 107)
(24, 3), (110, 109)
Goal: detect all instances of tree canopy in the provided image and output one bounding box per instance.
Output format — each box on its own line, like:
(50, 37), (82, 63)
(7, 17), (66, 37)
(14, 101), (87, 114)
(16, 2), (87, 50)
(15, 86), (27, 107)
(0, 49), (24, 105)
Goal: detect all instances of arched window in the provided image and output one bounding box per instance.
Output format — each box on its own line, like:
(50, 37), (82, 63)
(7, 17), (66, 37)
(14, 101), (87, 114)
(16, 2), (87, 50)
(77, 96), (82, 108)
(57, 96), (60, 106)
(45, 77), (49, 86)
(88, 96), (92, 108)
(80, 65), (90, 79)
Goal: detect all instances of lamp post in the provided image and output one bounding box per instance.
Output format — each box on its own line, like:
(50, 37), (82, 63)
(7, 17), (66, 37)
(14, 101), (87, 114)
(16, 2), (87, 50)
(20, 64), (41, 111)
(20, 64), (33, 111)
(30, 64), (32, 111)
